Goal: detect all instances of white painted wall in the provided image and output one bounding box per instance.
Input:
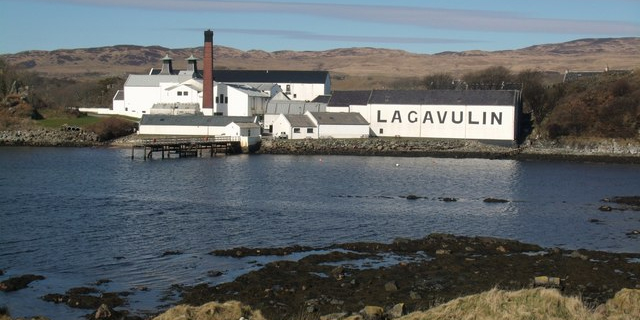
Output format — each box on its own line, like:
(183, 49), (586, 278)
(271, 114), (316, 139)
(123, 86), (159, 118)
(227, 87), (250, 117)
(282, 83), (327, 101)
(271, 114), (292, 139)
(317, 124), (369, 138)
(368, 104), (516, 140)
(138, 124), (230, 136)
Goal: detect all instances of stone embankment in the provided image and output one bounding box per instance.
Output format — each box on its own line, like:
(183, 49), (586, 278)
(0, 129), (101, 147)
(3, 128), (640, 163)
(258, 137), (640, 163)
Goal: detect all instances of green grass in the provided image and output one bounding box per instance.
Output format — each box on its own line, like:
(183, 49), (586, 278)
(35, 115), (103, 129)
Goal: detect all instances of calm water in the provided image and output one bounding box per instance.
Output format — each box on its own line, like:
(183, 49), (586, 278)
(1, 147), (639, 318)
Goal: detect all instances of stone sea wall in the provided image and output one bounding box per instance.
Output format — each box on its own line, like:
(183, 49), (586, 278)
(2, 129), (640, 163)
(257, 137), (640, 163)
(0, 129), (102, 147)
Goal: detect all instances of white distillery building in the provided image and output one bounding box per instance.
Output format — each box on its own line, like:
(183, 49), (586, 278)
(271, 111), (369, 139)
(107, 64), (330, 119)
(214, 70), (331, 102)
(95, 50), (330, 119)
(327, 90), (522, 141)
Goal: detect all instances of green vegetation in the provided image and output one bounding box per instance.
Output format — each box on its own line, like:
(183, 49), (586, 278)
(418, 67), (639, 140)
(1, 57), (638, 142)
(1, 58), (136, 141)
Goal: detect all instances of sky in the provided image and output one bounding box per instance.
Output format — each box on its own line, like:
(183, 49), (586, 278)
(0, 0), (638, 54)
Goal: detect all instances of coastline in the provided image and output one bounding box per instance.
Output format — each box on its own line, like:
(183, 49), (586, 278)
(2, 129), (640, 164)
(2, 233), (639, 320)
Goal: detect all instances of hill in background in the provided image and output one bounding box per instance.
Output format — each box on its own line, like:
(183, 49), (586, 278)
(1, 37), (638, 90)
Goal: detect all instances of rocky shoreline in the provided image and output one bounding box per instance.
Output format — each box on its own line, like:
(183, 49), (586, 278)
(0, 129), (103, 147)
(255, 137), (640, 164)
(2, 233), (639, 320)
(2, 129), (640, 163)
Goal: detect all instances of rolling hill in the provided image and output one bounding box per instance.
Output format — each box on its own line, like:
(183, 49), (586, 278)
(1, 37), (638, 89)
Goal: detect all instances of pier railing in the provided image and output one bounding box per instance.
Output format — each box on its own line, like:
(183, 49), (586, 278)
(139, 136), (240, 146)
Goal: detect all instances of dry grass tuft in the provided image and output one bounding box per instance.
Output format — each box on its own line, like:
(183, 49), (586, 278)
(594, 288), (640, 320)
(398, 287), (640, 320)
(152, 300), (266, 320)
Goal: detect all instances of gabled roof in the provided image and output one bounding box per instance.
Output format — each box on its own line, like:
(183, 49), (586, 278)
(328, 90), (371, 107)
(266, 101), (326, 115)
(233, 122), (261, 129)
(310, 112), (369, 126)
(214, 70), (329, 84)
(284, 114), (317, 127)
(165, 78), (203, 92)
(226, 84), (271, 97)
(140, 115), (256, 127)
(327, 89), (519, 106)
(125, 74), (194, 87)
(368, 90), (518, 106)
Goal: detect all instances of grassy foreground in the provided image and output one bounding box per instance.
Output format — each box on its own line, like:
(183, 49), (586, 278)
(147, 287), (640, 320)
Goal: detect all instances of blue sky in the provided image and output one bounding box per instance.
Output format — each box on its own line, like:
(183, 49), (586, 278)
(0, 0), (638, 54)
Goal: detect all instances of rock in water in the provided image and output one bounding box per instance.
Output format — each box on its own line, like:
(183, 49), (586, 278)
(0, 274), (45, 292)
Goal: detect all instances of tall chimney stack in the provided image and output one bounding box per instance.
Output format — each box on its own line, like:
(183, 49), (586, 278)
(203, 29), (214, 110)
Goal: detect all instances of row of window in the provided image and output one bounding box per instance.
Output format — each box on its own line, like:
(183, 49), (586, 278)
(216, 94), (228, 104)
(177, 91), (189, 96)
(293, 128), (314, 133)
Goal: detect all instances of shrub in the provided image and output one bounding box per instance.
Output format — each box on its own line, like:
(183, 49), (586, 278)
(86, 117), (137, 141)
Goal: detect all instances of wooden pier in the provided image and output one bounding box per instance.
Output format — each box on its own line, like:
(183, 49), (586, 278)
(131, 136), (241, 160)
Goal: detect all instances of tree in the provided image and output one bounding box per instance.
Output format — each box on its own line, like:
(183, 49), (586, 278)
(423, 72), (456, 90)
(515, 70), (546, 119)
(463, 66), (513, 89)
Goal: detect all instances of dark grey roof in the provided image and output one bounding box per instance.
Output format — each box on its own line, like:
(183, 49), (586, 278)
(284, 114), (317, 127)
(328, 90), (371, 107)
(368, 90), (519, 106)
(562, 70), (631, 83)
(214, 70), (329, 84)
(140, 114), (256, 126)
(113, 90), (124, 101)
(266, 101), (326, 115)
(311, 95), (331, 103)
(310, 112), (369, 125)
(562, 71), (602, 83)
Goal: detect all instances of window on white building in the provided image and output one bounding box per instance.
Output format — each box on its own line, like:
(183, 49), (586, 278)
(183, 91), (188, 96)
(379, 128), (383, 134)
(307, 128), (314, 133)
(177, 92), (183, 96)
(293, 128), (300, 133)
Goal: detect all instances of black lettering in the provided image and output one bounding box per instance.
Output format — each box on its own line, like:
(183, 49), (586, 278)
(423, 111), (433, 123)
(408, 111), (418, 123)
(452, 111), (463, 124)
(468, 111), (479, 125)
(392, 110), (402, 123)
(377, 110), (387, 123)
(491, 112), (502, 125)
(437, 111), (447, 124)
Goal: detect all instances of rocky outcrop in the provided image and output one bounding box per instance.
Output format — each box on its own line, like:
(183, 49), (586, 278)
(0, 274), (45, 292)
(0, 129), (102, 147)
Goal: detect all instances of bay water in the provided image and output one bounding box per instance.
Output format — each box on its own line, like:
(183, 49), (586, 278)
(1, 147), (639, 318)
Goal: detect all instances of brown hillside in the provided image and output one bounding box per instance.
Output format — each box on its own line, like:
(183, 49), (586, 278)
(1, 38), (639, 90)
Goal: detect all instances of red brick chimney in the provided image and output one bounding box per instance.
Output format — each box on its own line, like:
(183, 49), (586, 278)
(203, 29), (214, 109)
